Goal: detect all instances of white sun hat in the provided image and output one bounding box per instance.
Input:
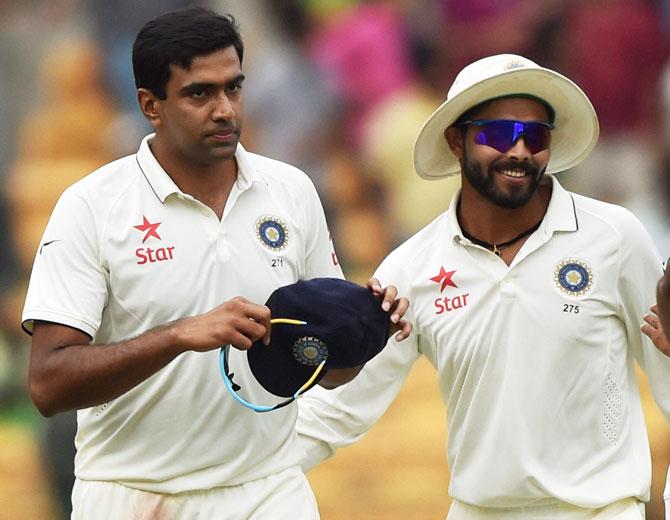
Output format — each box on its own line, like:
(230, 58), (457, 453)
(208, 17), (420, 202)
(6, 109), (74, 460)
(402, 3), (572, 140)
(413, 54), (599, 180)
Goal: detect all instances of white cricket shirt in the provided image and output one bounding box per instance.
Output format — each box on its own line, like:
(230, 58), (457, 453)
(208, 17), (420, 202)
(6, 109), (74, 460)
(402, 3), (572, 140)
(23, 135), (343, 493)
(298, 176), (670, 509)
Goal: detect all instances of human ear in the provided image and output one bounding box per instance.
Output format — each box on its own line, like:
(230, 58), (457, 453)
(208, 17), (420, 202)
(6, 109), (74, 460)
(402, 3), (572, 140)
(444, 126), (465, 160)
(137, 88), (162, 128)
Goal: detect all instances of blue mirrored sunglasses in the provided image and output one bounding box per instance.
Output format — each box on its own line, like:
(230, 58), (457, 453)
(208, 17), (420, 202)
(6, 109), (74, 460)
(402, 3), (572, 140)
(459, 119), (554, 154)
(219, 318), (326, 413)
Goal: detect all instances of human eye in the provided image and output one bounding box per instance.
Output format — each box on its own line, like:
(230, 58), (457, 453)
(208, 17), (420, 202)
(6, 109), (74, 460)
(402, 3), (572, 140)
(226, 82), (243, 94)
(183, 84), (212, 100)
(190, 87), (207, 99)
(226, 75), (245, 95)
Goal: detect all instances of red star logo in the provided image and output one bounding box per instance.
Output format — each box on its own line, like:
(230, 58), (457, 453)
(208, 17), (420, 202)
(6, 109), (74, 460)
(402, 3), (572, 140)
(430, 266), (457, 292)
(134, 216), (162, 243)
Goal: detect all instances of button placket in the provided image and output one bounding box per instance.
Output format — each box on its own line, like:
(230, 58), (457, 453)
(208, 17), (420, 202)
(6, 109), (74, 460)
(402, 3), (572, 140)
(217, 226), (230, 261)
(499, 275), (515, 298)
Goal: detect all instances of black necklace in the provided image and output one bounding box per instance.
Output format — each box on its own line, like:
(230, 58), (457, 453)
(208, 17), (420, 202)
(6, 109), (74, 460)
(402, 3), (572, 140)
(460, 220), (542, 256)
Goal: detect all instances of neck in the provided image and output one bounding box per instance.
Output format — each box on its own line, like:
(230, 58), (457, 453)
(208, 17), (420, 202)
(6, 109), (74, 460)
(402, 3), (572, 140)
(457, 177), (552, 251)
(150, 138), (238, 217)
(460, 217), (542, 256)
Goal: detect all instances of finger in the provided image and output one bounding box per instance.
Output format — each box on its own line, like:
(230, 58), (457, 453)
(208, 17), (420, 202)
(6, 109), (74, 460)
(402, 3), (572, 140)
(229, 331), (254, 351)
(242, 304), (272, 343)
(243, 302), (271, 324)
(262, 306), (271, 347)
(231, 315), (268, 343)
(394, 320), (413, 341)
(643, 314), (659, 328)
(650, 304), (659, 315)
(641, 324), (660, 343)
(389, 297), (409, 324)
(367, 277), (383, 295)
(381, 285), (397, 312)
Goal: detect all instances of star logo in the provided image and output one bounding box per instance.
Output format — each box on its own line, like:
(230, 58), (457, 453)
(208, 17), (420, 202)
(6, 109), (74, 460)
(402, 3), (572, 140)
(134, 216), (162, 243)
(430, 266), (457, 292)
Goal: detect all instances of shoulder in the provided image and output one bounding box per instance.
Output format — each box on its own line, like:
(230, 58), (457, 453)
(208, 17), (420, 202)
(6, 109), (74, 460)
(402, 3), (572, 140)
(61, 154), (140, 209)
(570, 191), (661, 267)
(244, 150), (316, 193)
(572, 192), (650, 240)
(377, 213), (448, 279)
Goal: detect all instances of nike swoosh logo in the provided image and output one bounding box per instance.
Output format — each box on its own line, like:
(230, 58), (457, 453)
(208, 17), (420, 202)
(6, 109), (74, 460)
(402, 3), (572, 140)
(40, 239), (61, 254)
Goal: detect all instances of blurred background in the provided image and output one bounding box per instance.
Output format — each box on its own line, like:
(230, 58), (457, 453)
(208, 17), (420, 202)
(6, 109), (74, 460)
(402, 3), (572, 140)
(1, 0), (670, 518)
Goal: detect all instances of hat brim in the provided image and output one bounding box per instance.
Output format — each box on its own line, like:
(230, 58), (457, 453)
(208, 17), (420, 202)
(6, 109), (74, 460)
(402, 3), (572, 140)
(413, 68), (599, 180)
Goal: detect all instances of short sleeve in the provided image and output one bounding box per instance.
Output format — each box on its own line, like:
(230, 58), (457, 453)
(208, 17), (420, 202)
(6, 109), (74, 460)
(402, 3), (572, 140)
(616, 211), (670, 420)
(22, 188), (108, 338)
(300, 176), (344, 280)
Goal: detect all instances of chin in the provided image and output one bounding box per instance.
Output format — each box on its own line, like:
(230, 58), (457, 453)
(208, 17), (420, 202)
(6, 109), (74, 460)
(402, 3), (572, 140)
(206, 145), (238, 164)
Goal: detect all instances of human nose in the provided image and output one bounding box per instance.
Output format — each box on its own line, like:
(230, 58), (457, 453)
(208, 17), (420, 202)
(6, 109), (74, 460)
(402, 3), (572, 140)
(212, 93), (234, 121)
(507, 137), (532, 161)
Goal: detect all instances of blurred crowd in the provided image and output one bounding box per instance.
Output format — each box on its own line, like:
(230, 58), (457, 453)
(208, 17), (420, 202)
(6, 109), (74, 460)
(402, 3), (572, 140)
(1, 0), (670, 518)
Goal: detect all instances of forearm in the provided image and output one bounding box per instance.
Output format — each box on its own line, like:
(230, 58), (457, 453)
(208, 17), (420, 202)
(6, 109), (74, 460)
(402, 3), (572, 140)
(658, 272), (670, 334)
(298, 433), (335, 472)
(30, 320), (187, 416)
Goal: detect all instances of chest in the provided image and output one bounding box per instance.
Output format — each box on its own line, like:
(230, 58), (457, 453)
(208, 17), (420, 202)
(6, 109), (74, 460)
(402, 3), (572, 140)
(101, 190), (305, 323)
(412, 244), (619, 376)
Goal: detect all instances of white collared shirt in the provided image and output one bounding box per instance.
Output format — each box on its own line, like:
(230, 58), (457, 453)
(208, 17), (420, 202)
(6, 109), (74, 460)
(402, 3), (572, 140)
(23, 135), (343, 493)
(298, 176), (669, 509)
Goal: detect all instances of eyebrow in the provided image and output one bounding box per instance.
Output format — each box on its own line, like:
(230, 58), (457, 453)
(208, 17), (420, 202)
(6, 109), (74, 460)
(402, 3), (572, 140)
(179, 74), (246, 96)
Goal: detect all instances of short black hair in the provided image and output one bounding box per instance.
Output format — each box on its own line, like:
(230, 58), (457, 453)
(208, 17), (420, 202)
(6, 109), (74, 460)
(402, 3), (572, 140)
(132, 7), (244, 100)
(454, 95), (556, 126)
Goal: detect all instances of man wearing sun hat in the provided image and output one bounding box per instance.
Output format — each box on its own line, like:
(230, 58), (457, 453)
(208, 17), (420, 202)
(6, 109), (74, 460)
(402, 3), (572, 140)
(297, 54), (670, 518)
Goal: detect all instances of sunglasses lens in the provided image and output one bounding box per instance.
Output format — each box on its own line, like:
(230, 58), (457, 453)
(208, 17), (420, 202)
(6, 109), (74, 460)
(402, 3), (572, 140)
(473, 121), (514, 151)
(523, 124), (552, 153)
(473, 121), (551, 154)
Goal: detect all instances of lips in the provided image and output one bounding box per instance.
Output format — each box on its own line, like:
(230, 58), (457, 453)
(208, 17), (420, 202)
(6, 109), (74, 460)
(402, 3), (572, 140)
(492, 161), (538, 179)
(206, 128), (238, 140)
(500, 169), (527, 178)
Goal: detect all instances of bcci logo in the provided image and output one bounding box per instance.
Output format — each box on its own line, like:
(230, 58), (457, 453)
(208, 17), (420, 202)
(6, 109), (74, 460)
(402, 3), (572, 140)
(255, 216), (289, 251)
(292, 337), (328, 366)
(554, 258), (593, 297)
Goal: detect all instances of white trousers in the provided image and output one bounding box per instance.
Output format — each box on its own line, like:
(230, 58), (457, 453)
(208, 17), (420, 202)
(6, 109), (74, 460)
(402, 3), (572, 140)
(447, 497), (644, 520)
(71, 466), (320, 520)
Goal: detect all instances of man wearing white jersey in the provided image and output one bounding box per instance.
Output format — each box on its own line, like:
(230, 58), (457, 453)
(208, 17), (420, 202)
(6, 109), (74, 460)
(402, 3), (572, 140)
(22, 8), (409, 519)
(298, 54), (670, 519)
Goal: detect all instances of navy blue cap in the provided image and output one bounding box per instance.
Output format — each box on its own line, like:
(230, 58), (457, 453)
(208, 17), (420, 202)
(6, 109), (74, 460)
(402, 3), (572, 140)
(247, 278), (390, 397)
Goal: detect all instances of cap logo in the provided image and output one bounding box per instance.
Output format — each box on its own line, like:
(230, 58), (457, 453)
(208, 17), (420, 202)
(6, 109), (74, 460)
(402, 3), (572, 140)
(292, 336), (328, 366)
(256, 216), (289, 251)
(504, 59), (526, 70)
(554, 258), (593, 297)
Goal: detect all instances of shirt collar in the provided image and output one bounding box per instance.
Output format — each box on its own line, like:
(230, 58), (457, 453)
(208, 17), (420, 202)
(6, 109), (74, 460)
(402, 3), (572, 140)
(135, 134), (255, 203)
(447, 175), (578, 246)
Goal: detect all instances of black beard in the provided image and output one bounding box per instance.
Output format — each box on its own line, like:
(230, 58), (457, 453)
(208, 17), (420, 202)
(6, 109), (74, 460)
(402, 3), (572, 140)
(462, 148), (546, 209)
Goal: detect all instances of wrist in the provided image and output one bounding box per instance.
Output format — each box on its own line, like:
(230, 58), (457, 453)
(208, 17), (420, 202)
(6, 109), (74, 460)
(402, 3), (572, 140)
(164, 318), (191, 356)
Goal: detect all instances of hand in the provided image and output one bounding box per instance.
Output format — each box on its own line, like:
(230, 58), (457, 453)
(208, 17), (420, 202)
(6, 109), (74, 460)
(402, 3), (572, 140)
(175, 296), (271, 352)
(641, 304), (670, 357)
(657, 257), (670, 334)
(367, 277), (412, 341)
